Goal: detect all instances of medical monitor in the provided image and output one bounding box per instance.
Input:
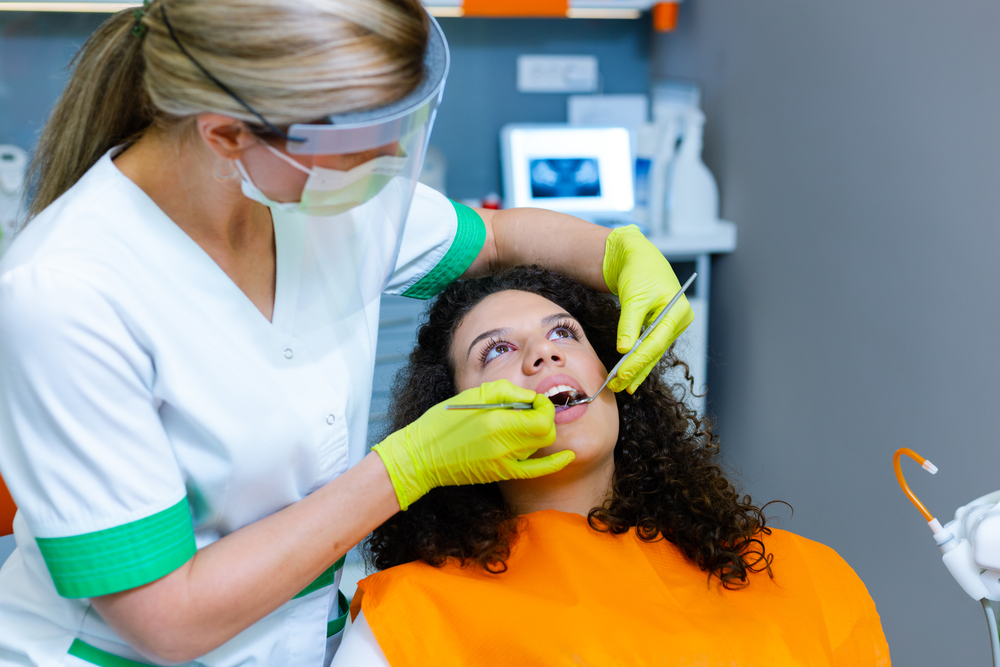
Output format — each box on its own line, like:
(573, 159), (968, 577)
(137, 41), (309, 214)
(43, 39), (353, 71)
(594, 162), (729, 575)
(500, 125), (634, 214)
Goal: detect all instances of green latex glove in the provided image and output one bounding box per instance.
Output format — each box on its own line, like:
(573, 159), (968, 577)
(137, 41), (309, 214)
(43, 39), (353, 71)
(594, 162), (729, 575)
(603, 224), (695, 393)
(373, 379), (572, 511)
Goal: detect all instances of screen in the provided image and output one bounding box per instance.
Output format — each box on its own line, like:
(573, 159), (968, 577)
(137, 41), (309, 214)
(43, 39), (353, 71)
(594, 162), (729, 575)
(502, 125), (633, 212)
(633, 157), (651, 209)
(529, 158), (601, 198)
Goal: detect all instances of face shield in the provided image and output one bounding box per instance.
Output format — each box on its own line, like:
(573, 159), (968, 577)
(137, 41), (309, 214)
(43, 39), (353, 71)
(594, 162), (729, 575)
(161, 4), (450, 311)
(245, 13), (450, 219)
(283, 16), (449, 310)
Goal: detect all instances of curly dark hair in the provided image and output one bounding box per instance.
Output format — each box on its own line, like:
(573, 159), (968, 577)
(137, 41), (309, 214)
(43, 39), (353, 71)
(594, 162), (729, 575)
(366, 266), (778, 588)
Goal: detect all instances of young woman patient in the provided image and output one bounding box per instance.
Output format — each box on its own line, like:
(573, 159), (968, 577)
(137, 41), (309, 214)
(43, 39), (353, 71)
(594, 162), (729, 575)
(332, 267), (890, 666)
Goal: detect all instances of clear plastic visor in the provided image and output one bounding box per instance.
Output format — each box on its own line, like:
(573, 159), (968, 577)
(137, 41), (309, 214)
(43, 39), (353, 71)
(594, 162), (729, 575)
(286, 93), (439, 156)
(283, 13), (448, 156)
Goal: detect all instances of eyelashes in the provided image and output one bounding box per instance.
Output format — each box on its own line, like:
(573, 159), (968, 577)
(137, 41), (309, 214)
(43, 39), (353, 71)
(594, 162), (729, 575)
(478, 336), (510, 366)
(478, 319), (582, 366)
(553, 319), (582, 341)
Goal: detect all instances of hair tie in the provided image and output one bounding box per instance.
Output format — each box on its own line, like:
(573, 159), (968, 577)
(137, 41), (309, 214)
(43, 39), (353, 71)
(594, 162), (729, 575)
(132, 0), (152, 39)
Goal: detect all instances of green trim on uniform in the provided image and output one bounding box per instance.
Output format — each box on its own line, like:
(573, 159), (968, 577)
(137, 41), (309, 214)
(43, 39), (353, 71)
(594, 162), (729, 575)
(37, 498), (196, 599)
(327, 590), (350, 637)
(68, 639), (152, 667)
(67, 586), (348, 667)
(401, 200), (487, 300)
(294, 555), (346, 599)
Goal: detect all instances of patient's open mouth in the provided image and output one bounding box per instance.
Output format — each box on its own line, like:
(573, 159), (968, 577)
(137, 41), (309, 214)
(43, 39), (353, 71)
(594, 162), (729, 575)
(543, 385), (588, 412)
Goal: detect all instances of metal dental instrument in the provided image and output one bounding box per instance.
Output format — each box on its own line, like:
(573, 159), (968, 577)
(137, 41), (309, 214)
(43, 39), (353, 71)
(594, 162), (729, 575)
(445, 272), (697, 412)
(563, 271), (696, 408)
(445, 401), (536, 410)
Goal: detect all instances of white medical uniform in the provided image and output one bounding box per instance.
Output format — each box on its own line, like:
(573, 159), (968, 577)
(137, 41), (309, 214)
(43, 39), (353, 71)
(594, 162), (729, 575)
(0, 148), (486, 667)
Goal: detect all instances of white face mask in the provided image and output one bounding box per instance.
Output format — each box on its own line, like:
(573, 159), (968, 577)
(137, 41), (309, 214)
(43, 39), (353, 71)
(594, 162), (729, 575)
(235, 143), (408, 217)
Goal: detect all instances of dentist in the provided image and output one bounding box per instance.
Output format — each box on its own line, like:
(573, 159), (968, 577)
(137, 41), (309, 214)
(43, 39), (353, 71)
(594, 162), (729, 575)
(0, 2), (693, 666)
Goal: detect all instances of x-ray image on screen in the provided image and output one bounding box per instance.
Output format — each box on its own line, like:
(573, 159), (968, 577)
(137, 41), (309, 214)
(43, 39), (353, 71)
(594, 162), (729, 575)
(529, 158), (601, 198)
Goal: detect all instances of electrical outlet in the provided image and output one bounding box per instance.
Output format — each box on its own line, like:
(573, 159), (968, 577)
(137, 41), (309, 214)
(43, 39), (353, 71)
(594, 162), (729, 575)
(516, 55), (599, 93)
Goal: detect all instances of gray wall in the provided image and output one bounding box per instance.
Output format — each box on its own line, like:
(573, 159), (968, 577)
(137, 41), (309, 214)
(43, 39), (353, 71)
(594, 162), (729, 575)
(655, 2), (1000, 664)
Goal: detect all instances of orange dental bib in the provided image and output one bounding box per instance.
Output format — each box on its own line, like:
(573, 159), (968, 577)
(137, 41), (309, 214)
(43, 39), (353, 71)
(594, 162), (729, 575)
(354, 510), (890, 666)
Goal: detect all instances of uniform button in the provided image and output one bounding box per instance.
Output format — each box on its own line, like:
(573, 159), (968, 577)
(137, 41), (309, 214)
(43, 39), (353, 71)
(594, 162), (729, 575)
(283, 348), (294, 359)
(326, 414), (336, 425)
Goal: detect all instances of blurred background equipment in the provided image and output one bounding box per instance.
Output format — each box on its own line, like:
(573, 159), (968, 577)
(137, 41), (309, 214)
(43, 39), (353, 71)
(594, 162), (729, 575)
(501, 124), (635, 224)
(0, 144), (27, 258)
(664, 105), (719, 234)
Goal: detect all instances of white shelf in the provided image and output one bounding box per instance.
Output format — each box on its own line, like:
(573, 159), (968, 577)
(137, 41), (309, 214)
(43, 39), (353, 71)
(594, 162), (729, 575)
(647, 220), (736, 259)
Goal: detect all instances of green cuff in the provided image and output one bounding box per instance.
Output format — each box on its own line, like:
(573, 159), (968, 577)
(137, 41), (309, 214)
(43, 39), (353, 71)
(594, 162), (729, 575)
(36, 498), (195, 599)
(327, 590), (350, 637)
(401, 200), (486, 299)
(68, 640), (152, 667)
(294, 555), (346, 599)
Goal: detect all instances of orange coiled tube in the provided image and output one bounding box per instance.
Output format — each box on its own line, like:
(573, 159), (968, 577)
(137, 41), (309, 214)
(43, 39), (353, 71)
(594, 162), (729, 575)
(893, 447), (936, 522)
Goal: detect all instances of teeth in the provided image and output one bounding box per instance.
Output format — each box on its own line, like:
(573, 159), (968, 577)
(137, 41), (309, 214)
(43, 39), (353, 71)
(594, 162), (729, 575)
(543, 385), (579, 399)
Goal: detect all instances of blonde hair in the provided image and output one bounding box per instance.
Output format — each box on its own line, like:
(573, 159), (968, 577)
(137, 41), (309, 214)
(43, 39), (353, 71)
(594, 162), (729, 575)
(27, 0), (428, 218)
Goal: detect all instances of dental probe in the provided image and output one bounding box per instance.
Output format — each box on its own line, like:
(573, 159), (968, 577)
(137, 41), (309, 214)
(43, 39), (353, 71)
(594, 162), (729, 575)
(446, 273), (696, 412)
(564, 272), (696, 407)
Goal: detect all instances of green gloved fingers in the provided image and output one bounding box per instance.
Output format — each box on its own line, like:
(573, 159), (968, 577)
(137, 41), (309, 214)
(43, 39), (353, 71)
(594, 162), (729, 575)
(603, 225), (695, 391)
(505, 449), (577, 479)
(497, 391), (573, 479)
(616, 357), (658, 394)
(612, 276), (663, 353)
(373, 379), (568, 511)
(607, 304), (687, 393)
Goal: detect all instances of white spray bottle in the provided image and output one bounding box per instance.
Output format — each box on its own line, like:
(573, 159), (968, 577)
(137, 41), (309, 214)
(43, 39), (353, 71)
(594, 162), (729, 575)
(665, 108), (719, 234)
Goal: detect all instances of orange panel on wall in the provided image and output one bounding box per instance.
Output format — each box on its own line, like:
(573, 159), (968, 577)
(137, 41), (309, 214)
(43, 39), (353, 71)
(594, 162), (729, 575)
(653, 2), (680, 32)
(463, 0), (568, 17)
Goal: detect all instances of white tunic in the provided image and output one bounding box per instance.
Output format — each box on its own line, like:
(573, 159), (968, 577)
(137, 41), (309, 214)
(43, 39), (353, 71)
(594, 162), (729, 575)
(0, 150), (486, 667)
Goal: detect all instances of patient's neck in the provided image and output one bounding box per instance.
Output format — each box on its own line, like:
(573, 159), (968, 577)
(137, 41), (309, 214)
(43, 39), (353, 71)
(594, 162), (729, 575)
(498, 452), (615, 517)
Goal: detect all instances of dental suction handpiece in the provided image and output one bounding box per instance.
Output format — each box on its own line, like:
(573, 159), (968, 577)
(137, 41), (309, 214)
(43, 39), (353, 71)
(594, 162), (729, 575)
(893, 448), (940, 530)
(446, 273), (696, 412)
(893, 447), (1000, 667)
(892, 448), (976, 577)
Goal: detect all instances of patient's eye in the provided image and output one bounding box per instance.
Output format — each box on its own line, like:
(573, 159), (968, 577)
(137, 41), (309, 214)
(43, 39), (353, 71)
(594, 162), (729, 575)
(549, 320), (581, 341)
(480, 338), (515, 365)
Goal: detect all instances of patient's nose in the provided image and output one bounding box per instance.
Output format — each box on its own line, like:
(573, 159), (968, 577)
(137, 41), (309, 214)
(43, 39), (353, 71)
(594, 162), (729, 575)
(526, 339), (564, 372)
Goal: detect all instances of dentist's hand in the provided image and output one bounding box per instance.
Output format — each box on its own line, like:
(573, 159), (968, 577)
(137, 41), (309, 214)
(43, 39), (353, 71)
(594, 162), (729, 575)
(373, 379), (571, 511)
(603, 224), (695, 393)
